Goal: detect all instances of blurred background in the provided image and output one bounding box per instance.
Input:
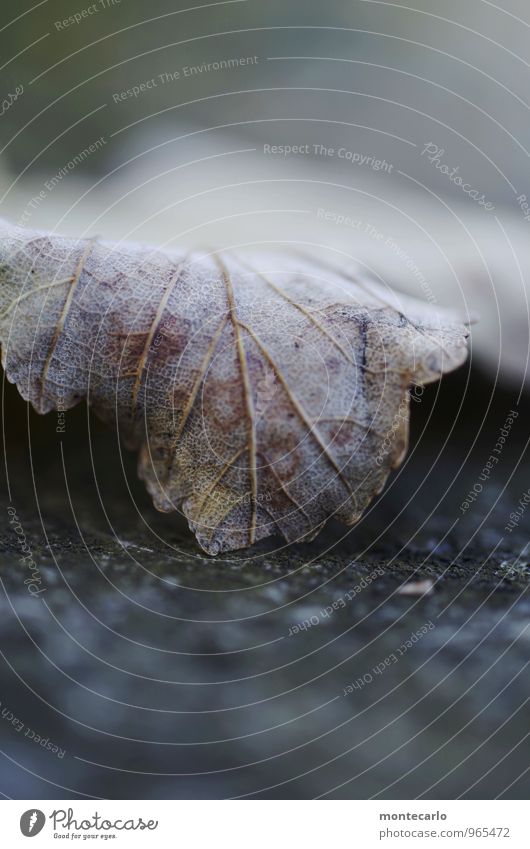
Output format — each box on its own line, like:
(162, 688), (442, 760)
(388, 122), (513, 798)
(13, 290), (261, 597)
(0, 0), (529, 800)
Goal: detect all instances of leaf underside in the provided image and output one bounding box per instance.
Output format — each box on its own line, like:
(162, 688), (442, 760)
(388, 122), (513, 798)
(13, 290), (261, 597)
(0, 221), (469, 555)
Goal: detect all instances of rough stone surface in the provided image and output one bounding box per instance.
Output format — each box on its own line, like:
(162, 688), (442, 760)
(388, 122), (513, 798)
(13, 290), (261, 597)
(0, 369), (528, 799)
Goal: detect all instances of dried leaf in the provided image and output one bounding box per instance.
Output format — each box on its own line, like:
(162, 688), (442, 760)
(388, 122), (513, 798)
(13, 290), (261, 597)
(0, 221), (469, 555)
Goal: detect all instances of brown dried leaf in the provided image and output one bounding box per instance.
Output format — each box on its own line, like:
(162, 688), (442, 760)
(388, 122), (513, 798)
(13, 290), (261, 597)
(0, 221), (469, 555)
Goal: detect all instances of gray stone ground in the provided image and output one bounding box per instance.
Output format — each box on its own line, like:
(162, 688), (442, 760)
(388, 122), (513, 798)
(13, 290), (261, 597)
(0, 368), (528, 799)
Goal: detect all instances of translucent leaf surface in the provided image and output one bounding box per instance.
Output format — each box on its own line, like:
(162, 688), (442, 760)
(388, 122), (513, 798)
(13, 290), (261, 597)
(0, 221), (469, 554)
